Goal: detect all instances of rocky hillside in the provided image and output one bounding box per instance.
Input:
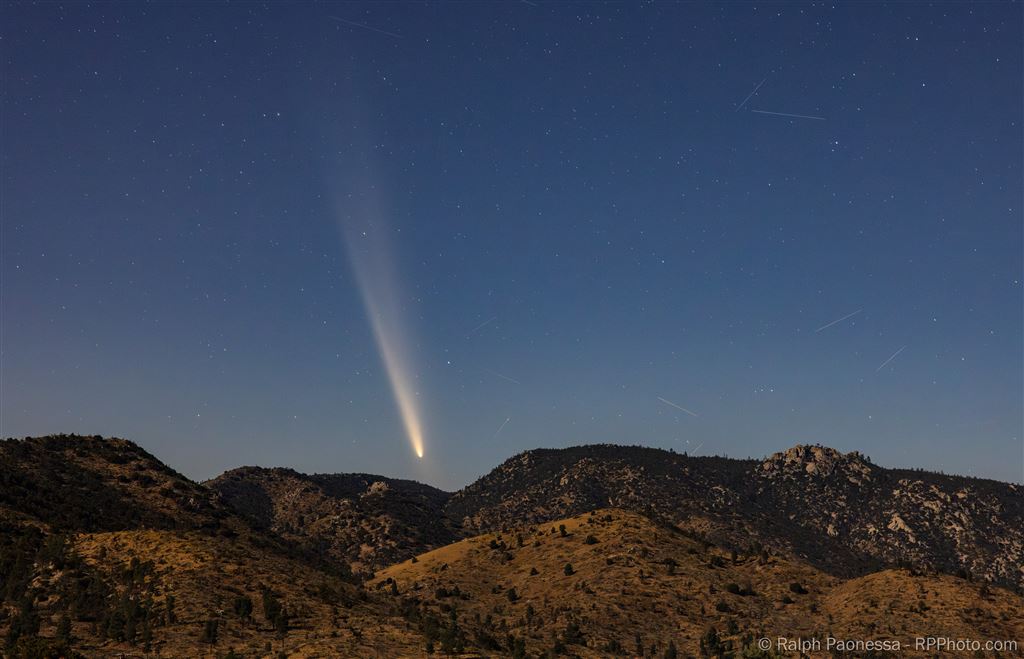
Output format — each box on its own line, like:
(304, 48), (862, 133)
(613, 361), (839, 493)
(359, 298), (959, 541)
(206, 466), (458, 575)
(446, 444), (1024, 590)
(208, 442), (1022, 592)
(753, 445), (1024, 589)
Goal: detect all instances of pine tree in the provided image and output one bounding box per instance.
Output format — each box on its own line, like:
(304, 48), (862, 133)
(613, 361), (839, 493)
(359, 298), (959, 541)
(165, 594), (177, 624)
(274, 608), (289, 637)
(56, 613), (73, 645)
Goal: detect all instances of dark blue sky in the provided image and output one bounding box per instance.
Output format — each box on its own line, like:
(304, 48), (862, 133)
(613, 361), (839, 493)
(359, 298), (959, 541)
(3, 2), (1021, 488)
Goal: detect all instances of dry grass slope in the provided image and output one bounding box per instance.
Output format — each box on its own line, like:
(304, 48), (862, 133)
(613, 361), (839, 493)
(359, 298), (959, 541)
(66, 530), (424, 658)
(373, 508), (1023, 658)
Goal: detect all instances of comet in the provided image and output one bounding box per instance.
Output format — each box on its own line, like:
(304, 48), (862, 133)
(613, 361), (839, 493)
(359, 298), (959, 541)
(337, 187), (426, 460)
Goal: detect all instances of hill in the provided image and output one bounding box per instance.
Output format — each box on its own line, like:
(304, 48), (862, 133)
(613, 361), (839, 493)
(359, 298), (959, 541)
(206, 467), (457, 575)
(372, 508), (1024, 657)
(0, 435), (422, 657)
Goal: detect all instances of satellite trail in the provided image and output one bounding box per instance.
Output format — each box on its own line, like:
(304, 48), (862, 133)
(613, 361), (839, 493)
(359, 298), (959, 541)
(815, 309), (862, 333)
(491, 417), (511, 440)
(469, 316), (496, 334)
(751, 109), (826, 121)
(657, 396), (699, 417)
(736, 77), (767, 112)
(876, 346), (907, 372)
(486, 369), (522, 385)
(327, 15), (403, 39)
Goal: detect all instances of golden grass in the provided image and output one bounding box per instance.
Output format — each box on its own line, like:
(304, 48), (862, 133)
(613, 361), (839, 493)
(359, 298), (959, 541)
(373, 508), (1023, 658)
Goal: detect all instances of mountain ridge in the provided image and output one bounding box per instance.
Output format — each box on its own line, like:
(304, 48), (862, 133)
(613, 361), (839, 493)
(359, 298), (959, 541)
(200, 439), (1023, 590)
(2, 434), (1022, 658)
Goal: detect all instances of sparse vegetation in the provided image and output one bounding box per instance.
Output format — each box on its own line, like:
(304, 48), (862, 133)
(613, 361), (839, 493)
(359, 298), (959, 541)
(2, 435), (1022, 657)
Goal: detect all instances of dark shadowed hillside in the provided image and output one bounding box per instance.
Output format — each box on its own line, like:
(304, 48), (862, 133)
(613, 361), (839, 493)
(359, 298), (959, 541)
(206, 466), (458, 574)
(0, 436), (426, 657)
(0, 434), (224, 534)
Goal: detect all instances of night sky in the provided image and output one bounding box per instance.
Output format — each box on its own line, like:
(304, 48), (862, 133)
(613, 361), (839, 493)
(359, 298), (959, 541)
(2, 2), (1021, 489)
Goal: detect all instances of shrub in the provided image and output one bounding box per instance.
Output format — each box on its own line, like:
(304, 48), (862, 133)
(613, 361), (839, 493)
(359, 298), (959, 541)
(563, 621), (585, 645)
(700, 627), (723, 657)
(602, 638), (624, 653)
(726, 582), (756, 596)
